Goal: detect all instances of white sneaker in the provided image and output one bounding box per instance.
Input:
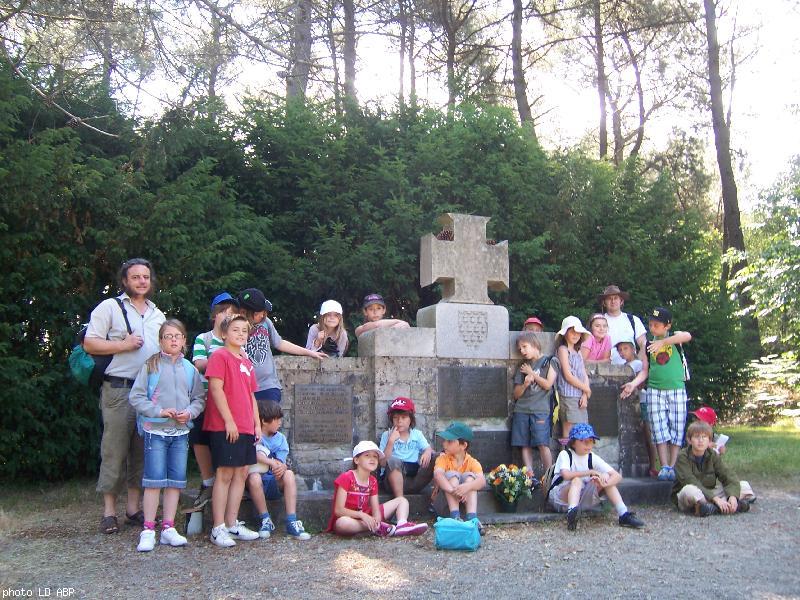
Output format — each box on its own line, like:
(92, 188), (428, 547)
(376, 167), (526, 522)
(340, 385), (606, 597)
(137, 529), (156, 552)
(210, 524), (236, 548)
(160, 527), (188, 547)
(227, 520), (260, 541)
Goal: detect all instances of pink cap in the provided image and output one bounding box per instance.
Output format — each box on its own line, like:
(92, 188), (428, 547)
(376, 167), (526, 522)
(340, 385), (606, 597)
(388, 396), (416, 414)
(524, 317), (543, 327)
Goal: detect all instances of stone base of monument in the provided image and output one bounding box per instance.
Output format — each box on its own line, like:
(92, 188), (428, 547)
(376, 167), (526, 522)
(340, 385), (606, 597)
(416, 303), (510, 359)
(181, 477), (672, 534)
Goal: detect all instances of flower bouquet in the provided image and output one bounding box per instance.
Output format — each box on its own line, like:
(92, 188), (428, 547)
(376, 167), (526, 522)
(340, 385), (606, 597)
(486, 464), (535, 512)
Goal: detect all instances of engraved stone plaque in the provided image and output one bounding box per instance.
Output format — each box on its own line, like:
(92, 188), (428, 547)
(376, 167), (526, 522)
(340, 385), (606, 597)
(586, 383), (619, 437)
(458, 310), (488, 349)
(438, 366), (508, 418)
(293, 384), (353, 444)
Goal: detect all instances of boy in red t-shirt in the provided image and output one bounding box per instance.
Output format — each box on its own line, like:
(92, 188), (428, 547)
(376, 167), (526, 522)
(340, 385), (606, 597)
(203, 314), (262, 548)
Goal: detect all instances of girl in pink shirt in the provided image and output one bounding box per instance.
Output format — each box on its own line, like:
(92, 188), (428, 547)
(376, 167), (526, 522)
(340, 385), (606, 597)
(581, 314), (612, 363)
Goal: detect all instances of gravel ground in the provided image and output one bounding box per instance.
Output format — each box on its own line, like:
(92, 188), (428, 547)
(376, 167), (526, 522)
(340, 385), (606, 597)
(1, 486), (798, 600)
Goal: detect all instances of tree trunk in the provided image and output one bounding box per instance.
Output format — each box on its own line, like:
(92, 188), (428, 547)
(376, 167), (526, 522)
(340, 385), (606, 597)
(325, 0), (342, 116)
(593, 0), (608, 159)
(100, 0), (115, 91)
(343, 0), (357, 111)
(208, 10), (222, 99)
(607, 89), (623, 165)
(399, 0), (407, 103)
(287, 0), (312, 100)
(621, 29), (645, 158)
(408, 6), (417, 102)
(703, 0), (760, 349)
(511, 0), (535, 133)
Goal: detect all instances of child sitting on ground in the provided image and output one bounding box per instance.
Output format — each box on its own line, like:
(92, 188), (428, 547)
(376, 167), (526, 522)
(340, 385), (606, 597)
(555, 316), (592, 443)
(354, 293), (410, 336)
(689, 406), (729, 454)
(305, 300), (349, 357)
(513, 333), (557, 479)
(129, 319), (206, 552)
(326, 441), (428, 537)
(547, 423), (644, 531)
(433, 422), (487, 534)
(580, 314), (612, 364)
(522, 316), (544, 332)
(246, 400), (311, 540)
(378, 397), (434, 498)
(673, 420), (755, 516)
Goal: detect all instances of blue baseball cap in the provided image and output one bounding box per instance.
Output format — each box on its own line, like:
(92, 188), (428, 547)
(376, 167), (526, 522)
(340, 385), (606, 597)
(210, 292), (239, 311)
(569, 423), (600, 441)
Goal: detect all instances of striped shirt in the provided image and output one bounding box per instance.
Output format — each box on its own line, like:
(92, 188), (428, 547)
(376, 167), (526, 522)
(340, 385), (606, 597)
(557, 347), (587, 398)
(192, 331), (225, 390)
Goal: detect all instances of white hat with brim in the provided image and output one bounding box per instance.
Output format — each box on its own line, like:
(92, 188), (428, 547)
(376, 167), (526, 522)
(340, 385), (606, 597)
(320, 299), (344, 316)
(352, 440), (384, 459)
(556, 316), (591, 341)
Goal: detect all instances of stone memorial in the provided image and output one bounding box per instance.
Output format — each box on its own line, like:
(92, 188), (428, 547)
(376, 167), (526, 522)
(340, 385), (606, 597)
(437, 366), (508, 419)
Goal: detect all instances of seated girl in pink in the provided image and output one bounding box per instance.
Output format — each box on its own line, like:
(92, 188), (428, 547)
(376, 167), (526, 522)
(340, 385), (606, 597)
(580, 314), (611, 363)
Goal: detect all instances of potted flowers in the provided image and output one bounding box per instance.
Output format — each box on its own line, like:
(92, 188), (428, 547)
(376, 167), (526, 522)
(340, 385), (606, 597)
(487, 464), (535, 512)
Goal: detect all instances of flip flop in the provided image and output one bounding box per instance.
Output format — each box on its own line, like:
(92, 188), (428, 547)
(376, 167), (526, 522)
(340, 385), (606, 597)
(100, 515), (119, 534)
(125, 510), (144, 527)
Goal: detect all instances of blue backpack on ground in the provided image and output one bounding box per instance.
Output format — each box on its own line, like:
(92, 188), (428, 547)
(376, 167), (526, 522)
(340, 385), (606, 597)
(136, 358), (196, 435)
(434, 517), (482, 551)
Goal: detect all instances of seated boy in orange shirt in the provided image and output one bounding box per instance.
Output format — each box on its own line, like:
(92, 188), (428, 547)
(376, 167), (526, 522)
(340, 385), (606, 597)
(433, 421), (487, 534)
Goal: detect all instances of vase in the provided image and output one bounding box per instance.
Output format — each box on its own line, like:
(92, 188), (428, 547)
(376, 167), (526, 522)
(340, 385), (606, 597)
(495, 495), (518, 513)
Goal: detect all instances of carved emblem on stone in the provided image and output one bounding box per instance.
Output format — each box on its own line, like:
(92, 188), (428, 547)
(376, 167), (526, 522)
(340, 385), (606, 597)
(458, 310), (488, 348)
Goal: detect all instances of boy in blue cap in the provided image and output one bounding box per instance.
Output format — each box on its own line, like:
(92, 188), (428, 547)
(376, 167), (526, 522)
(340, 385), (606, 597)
(547, 423), (645, 531)
(433, 422), (487, 533)
(190, 292), (239, 507)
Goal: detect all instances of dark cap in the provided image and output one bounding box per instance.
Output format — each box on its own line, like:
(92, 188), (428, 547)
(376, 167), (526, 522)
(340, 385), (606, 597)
(362, 293), (386, 309)
(649, 306), (672, 324)
(238, 288), (273, 312)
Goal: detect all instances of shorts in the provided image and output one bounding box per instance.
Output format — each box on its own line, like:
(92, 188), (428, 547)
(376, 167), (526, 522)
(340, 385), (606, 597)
(560, 396), (588, 424)
(645, 388), (688, 446)
(511, 412), (551, 447)
(142, 432), (189, 488)
(254, 388), (282, 402)
(443, 471), (479, 484)
(381, 455), (435, 494)
(548, 478), (603, 512)
(260, 472), (283, 500)
(208, 432), (256, 469)
(188, 410), (210, 446)
(639, 400), (649, 423)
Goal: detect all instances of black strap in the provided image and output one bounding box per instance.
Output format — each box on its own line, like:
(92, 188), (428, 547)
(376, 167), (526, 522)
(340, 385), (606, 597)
(114, 297), (133, 335)
(627, 313), (638, 351)
(549, 449), (593, 492)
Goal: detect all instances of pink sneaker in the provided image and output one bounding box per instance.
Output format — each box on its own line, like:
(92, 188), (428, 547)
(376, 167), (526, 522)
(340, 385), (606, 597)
(373, 521), (396, 537)
(393, 521), (428, 536)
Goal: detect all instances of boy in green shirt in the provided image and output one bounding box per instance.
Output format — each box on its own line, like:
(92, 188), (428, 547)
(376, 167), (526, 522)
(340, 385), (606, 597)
(621, 307), (691, 481)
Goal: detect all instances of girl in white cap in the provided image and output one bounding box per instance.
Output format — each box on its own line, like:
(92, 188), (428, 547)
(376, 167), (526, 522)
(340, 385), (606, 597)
(325, 441), (428, 537)
(555, 316), (592, 444)
(305, 300), (349, 357)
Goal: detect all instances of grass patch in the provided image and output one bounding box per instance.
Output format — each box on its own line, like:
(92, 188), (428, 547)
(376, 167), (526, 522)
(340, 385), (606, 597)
(718, 418), (800, 486)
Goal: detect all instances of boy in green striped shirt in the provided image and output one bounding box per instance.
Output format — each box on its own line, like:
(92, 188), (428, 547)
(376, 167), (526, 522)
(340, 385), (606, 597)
(190, 292), (239, 506)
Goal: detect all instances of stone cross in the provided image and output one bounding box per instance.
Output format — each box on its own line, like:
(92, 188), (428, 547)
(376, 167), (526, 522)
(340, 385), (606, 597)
(420, 213), (509, 304)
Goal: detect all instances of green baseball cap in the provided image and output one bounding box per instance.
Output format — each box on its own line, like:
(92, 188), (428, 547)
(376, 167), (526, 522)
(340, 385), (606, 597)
(437, 421), (474, 442)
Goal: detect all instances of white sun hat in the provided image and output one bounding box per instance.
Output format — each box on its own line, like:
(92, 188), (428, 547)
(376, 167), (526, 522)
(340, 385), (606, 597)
(319, 299), (343, 316)
(352, 440), (384, 459)
(556, 315), (591, 341)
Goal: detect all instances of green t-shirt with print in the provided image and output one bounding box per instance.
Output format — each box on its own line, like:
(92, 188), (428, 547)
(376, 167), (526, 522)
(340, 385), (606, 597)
(647, 337), (685, 390)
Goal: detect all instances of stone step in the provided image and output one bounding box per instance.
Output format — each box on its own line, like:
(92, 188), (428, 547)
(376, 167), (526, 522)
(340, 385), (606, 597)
(179, 477), (671, 534)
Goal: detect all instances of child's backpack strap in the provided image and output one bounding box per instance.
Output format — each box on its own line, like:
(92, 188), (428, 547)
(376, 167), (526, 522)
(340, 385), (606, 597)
(627, 313), (638, 351)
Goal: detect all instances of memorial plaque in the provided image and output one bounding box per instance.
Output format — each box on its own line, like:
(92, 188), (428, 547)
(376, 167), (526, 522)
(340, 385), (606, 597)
(438, 366), (508, 418)
(586, 383), (619, 437)
(293, 384), (353, 444)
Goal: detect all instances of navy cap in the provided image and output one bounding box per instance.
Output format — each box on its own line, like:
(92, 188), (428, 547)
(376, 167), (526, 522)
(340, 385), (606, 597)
(238, 288), (273, 312)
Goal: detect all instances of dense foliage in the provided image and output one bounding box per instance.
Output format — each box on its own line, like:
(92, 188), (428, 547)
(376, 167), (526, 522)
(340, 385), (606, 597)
(0, 68), (751, 480)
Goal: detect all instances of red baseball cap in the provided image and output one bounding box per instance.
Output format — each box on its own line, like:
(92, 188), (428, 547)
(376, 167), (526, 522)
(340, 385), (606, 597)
(690, 406), (717, 426)
(524, 317), (543, 327)
(388, 397), (415, 414)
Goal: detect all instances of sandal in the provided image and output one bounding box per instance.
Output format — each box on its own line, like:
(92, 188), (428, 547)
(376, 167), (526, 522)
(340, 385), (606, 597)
(125, 510), (145, 527)
(100, 515), (119, 534)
